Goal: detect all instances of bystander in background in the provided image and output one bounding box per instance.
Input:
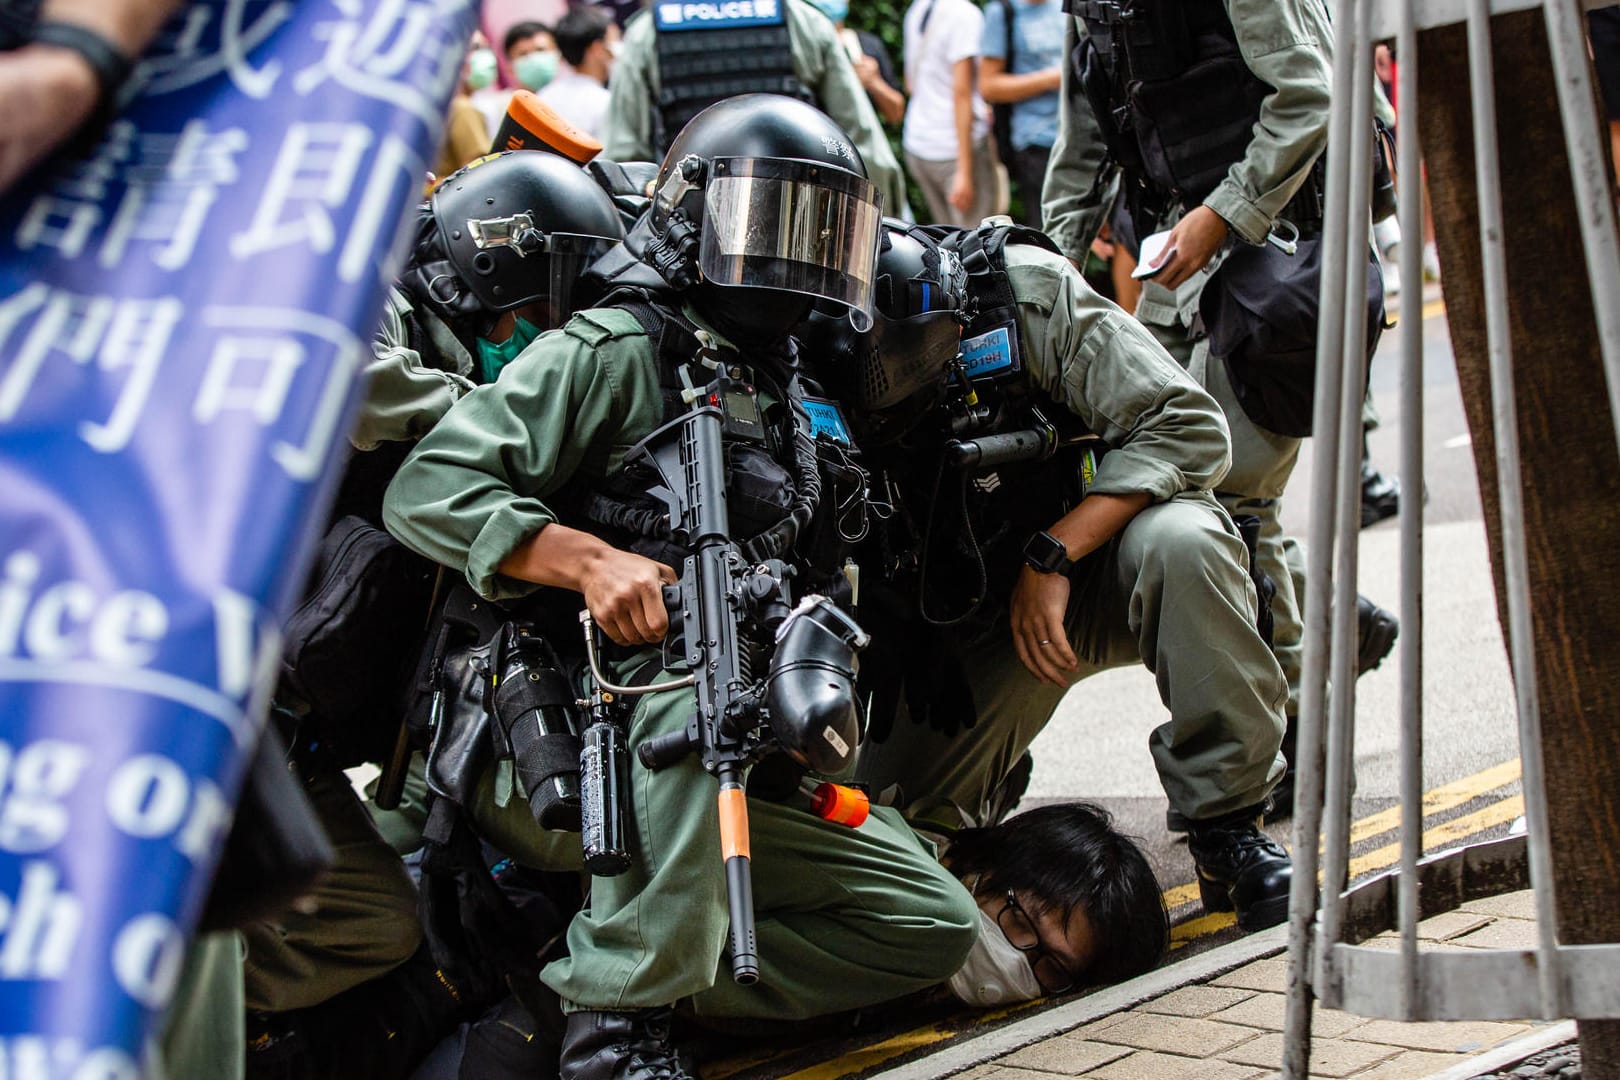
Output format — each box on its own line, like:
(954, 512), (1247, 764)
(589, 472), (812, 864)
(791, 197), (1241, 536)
(903, 0), (997, 225)
(538, 5), (618, 138)
(980, 0), (1062, 226)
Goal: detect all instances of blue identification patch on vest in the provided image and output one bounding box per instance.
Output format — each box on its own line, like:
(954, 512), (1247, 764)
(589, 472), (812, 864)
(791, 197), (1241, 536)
(655, 0), (785, 30)
(960, 323), (1021, 380)
(801, 396), (854, 445)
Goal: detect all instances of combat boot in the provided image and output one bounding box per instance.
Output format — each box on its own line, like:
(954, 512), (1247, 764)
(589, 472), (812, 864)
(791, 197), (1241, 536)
(1187, 805), (1292, 932)
(559, 1008), (697, 1080)
(1357, 594), (1399, 675)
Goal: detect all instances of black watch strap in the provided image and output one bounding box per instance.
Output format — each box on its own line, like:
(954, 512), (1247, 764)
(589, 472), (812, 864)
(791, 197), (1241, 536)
(31, 19), (133, 108)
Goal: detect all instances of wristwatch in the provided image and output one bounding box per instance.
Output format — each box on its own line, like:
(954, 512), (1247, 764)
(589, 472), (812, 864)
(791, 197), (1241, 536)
(1022, 531), (1076, 576)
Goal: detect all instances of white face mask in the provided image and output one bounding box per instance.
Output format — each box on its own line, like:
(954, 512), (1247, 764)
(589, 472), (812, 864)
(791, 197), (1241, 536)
(948, 906), (1043, 1007)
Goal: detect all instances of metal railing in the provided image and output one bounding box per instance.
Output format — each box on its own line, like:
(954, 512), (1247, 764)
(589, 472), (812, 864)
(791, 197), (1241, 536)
(1283, 0), (1620, 1074)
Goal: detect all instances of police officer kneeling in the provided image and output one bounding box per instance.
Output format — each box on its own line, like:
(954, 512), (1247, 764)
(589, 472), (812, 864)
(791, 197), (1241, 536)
(837, 220), (1294, 932)
(383, 97), (978, 1079)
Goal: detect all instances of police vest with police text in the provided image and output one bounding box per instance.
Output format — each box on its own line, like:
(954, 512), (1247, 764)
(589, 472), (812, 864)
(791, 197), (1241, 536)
(650, 0), (819, 157)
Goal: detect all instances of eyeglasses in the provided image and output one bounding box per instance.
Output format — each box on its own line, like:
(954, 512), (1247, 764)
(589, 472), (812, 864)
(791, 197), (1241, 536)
(996, 890), (1078, 995)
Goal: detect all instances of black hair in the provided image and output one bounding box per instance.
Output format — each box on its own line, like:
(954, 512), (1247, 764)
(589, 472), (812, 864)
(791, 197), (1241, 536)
(503, 20), (553, 57)
(554, 5), (614, 66)
(948, 802), (1169, 987)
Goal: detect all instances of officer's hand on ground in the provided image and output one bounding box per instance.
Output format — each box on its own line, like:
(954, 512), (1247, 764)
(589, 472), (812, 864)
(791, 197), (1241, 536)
(1150, 205), (1230, 290)
(581, 549), (678, 647)
(1010, 567), (1080, 686)
(0, 44), (99, 197)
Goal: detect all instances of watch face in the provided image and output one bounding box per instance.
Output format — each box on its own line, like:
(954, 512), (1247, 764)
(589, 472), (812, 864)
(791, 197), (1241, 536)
(1023, 532), (1064, 573)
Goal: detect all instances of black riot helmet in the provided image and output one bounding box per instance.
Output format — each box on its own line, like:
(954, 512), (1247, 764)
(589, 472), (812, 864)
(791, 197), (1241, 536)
(812, 218), (967, 446)
(417, 150), (624, 328)
(648, 94), (885, 340)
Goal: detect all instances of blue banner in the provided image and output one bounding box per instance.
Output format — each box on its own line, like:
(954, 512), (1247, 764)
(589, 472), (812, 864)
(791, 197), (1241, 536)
(0, 0), (476, 1071)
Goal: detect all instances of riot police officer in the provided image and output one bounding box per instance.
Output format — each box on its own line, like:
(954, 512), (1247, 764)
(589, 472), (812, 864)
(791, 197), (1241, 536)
(1041, 1), (1398, 821)
(836, 220), (1293, 932)
(355, 149), (626, 455)
(599, 0), (908, 217)
(383, 96), (977, 1079)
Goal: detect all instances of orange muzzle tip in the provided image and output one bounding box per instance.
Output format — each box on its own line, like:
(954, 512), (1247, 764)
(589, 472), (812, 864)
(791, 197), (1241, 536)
(809, 782), (870, 828)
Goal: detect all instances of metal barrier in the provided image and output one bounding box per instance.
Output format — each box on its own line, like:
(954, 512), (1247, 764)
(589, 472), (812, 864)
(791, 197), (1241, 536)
(1282, 0), (1620, 1074)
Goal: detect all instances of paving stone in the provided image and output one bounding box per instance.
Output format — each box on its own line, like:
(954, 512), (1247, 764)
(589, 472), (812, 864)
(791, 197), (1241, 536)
(1211, 958), (1292, 993)
(1450, 919), (1539, 950)
(1417, 910), (1495, 941)
(997, 1037), (1132, 1075)
(949, 1066), (1004, 1080)
(1138, 984), (1257, 1018)
(1459, 890), (1537, 921)
(1221, 1032), (1396, 1077)
(1203, 994), (1367, 1040)
(976, 1068), (1075, 1080)
(1086, 1012), (1258, 1057)
(1084, 1050), (1267, 1080)
(1344, 1019), (1533, 1053)
(1349, 1050), (1473, 1079)
(1064, 1013), (1128, 1041)
(1357, 934), (1475, 953)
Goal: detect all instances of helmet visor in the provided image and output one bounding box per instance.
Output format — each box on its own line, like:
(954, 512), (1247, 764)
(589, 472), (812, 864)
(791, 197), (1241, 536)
(541, 232), (618, 325)
(699, 157), (883, 326)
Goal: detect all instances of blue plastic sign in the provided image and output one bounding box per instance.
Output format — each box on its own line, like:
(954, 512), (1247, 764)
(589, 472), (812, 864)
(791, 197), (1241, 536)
(960, 324), (1020, 380)
(654, 0), (786, 31)
(0, 0), (475, 1071)
(801, 397), (854, 445)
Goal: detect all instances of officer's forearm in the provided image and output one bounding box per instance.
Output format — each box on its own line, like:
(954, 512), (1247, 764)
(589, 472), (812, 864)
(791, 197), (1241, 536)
(497, 522), (626, 592)
(1046, 491), (1152, 562)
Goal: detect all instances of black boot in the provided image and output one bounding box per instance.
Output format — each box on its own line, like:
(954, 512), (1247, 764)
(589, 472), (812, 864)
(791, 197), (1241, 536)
(1187, 806), (1292, 932)
(1262, 716), (1300, 824)
(1356, 594), (1399, 676)
(1360, 436), (1400, 528)
(559, 1008), (696, 1080)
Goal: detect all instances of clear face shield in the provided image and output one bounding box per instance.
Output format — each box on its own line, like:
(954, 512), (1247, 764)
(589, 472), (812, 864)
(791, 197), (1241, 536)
(466, 211), (619, 324)
(696, 157), (884, 332)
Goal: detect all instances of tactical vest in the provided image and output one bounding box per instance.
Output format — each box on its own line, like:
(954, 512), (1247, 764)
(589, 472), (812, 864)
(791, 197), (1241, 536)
(651, 0), (818, 157)
(873, 224), (1100, 629)
(1065, 0), (1273, 226)
(570, 299), (859, 588)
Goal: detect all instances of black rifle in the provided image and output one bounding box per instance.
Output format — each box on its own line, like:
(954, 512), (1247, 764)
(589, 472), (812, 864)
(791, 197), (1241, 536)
(580, 347), (867, 986)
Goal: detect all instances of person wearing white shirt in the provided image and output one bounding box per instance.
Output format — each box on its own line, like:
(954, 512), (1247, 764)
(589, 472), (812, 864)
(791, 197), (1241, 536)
(537, 5), (619, 140)
(902, 0), (996, 226)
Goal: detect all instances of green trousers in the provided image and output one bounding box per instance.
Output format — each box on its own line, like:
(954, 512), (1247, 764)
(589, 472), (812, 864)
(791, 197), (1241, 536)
(1138, 274), (1306, 715)
(241, 769), (422, 1012)
(540, 669), (980, 1020)
(854, 494), (1288, 825)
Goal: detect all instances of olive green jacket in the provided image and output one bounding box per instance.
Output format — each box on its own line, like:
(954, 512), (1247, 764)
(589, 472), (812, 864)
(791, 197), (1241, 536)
(1002, 241), (1231, 499)
(351, 287), (476, 451)
(382, 307), (692, 601)
(600, 0), (908, 218)
(1041, 0), (1333, 260)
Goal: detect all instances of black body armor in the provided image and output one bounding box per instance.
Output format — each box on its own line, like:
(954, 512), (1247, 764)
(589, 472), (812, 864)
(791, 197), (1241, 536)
(1065, 0), (1283, 230)
(650, 1), (819, 158)
(571, 298), (863, 593)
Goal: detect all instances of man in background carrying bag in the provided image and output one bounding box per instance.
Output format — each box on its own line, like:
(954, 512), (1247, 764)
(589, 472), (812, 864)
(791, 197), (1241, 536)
(1041, 0), (1397, 821)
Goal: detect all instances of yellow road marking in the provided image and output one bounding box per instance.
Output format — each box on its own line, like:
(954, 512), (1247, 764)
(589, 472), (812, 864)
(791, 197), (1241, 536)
(1388, 295), (1446, 322)
(1348, 759), (1520, 846)
(1159, 758), (1521, 911)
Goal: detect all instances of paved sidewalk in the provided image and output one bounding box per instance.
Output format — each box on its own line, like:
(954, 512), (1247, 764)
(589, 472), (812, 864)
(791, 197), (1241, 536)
(877, 889), (1564, 1080)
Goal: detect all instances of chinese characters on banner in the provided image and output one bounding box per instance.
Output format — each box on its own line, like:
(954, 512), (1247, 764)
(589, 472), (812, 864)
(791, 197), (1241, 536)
(0, 0), (476, 1071)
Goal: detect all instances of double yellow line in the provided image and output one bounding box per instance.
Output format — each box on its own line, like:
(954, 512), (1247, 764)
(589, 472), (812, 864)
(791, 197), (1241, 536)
(1169, 758), (1523, 946)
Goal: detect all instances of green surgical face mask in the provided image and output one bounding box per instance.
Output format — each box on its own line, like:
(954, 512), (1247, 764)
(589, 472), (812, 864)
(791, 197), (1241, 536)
(465, 47), (498, 90)
(514, 50), (559, 90)
(476, 316), (543, 383)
